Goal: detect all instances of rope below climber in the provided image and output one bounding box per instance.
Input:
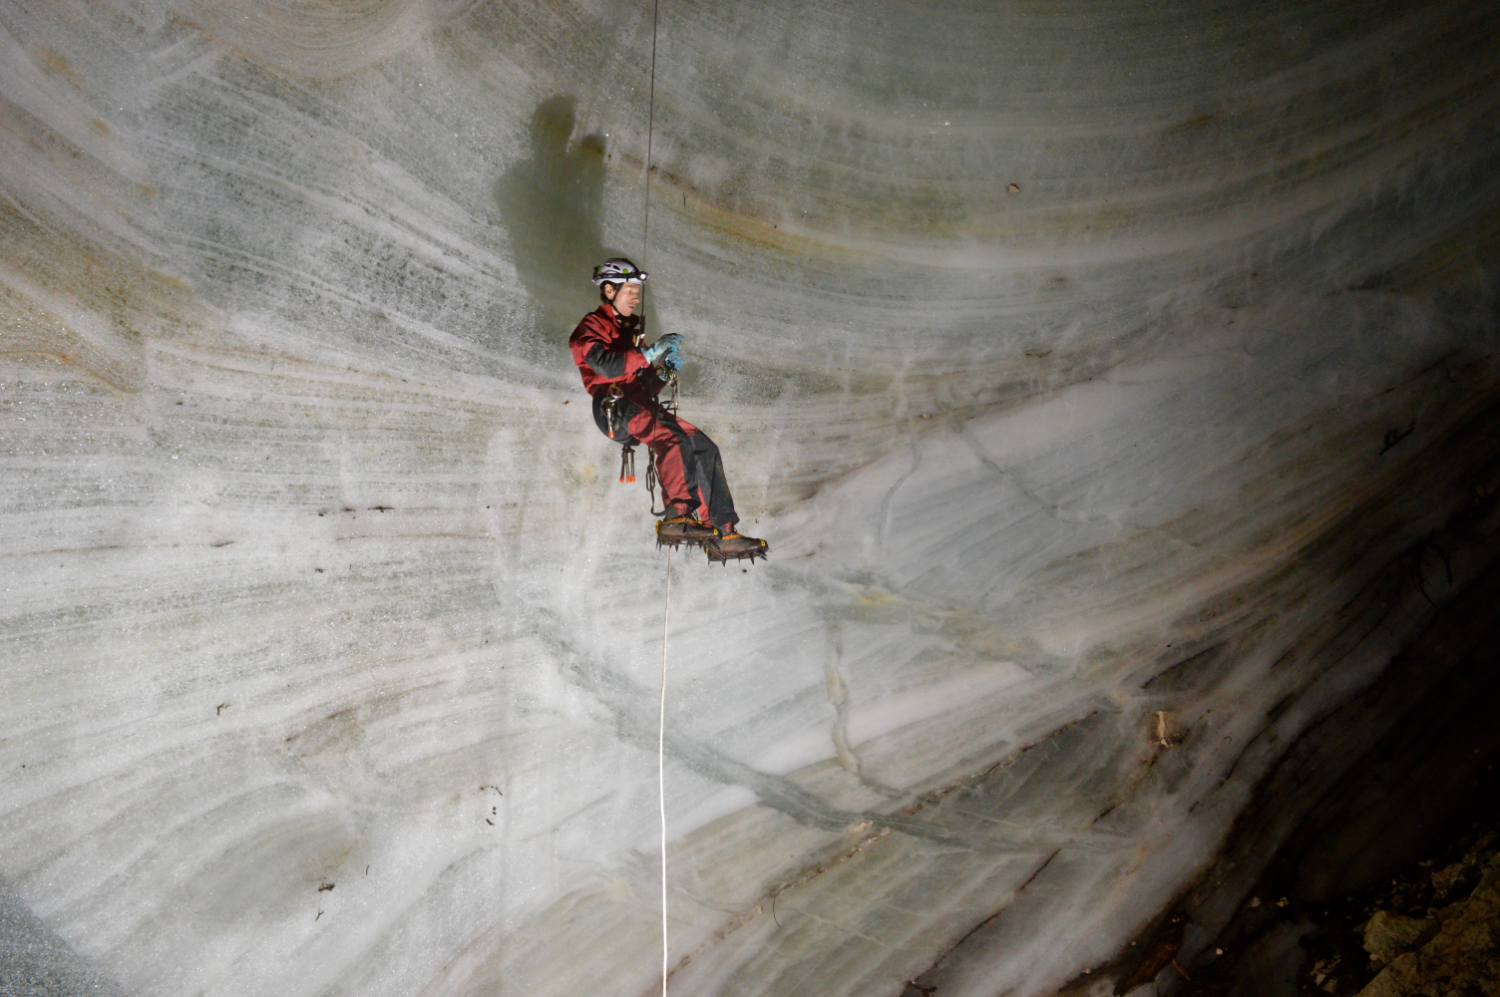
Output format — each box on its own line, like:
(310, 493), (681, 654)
(566, 16), (765, 993)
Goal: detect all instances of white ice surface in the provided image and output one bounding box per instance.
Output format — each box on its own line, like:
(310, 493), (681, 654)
(2, 3), (1500, 997)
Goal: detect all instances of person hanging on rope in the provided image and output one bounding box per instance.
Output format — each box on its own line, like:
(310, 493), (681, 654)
(569, 258), (769, 564)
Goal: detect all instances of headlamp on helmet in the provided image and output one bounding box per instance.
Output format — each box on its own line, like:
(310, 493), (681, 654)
(591, 258), (649, 286)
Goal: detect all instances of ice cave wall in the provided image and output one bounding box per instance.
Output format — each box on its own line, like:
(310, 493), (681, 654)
(2, 2), (1499, 996)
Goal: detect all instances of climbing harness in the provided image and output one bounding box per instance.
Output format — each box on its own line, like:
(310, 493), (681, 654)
(659, 368), (680, 415)
(621, 443), (668, 518)
(601, 385), (628, 441)
(643, 447), (666, 516)
(605, 385), (671, 516)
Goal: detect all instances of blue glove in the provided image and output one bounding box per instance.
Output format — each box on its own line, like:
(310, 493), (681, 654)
(642, 333), (683, 367)
(659, 340), (683, 371)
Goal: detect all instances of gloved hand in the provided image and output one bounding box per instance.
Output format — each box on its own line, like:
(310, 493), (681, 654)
(658, 339), (683, 371)
(641, 333), (683, 367)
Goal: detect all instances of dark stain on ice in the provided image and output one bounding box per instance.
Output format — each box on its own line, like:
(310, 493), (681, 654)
(1380, 420), (1416, 454)
(1169, 112), (1217, 133)
(495, 96), (614, 348)
(317, 883), (334, 892)
(367, 505), (392, 512)
(215, 703), (229, 715)
(908, 848), (1062, 991)
(1114, 915), (1188, 994)
(1144, 642), (1228, 694)
(210, 540), (233, 548)
(1014, 849), (1060, 892)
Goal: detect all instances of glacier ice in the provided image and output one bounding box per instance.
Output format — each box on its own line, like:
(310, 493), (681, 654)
(2, 2), (1500, 996)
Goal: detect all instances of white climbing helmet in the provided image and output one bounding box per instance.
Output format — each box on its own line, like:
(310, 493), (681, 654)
(591, 258), (649, 286)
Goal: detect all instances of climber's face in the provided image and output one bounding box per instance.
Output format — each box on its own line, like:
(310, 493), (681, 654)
(606, 281), (641, 317)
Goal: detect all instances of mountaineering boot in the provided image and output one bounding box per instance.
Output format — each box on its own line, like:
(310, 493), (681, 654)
(705, 530), (769, 565)
(656, 506), (720, 549)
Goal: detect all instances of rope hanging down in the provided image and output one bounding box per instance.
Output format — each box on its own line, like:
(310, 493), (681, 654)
(658, 547), (672, 997)
(641, 3), (669, 996)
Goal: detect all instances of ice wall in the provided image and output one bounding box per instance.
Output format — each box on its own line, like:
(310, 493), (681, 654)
(2, 3), (1499, 996)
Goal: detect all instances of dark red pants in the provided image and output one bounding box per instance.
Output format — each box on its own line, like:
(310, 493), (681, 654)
(592, 392), (738, 530)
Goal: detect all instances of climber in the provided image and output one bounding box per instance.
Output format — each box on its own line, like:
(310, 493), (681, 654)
(568, 258), (769, 564)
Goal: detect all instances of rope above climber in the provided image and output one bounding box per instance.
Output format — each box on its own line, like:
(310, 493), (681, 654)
(568, 258), (769, 564)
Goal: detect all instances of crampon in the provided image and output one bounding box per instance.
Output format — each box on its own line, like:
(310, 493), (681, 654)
(656, 515), (720, 549)
(705, 532), (769, 565)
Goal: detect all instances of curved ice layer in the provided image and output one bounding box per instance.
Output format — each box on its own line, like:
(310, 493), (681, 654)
(2, 3), (1499, 996)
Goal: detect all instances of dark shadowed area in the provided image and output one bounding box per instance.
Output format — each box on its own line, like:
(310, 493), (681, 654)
(496, 95), (618, 349)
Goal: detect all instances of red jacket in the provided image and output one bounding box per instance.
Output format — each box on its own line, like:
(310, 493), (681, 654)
(568, 304), (662, 398)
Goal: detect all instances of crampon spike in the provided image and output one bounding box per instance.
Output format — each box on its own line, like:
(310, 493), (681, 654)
(704, 545), (769, 566)
(656, 516), (719, 550)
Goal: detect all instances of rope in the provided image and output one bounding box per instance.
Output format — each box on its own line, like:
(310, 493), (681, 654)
(641, 6), (668, 993)
(658, 546), (672, 997)
(642, 0), (661, 262)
